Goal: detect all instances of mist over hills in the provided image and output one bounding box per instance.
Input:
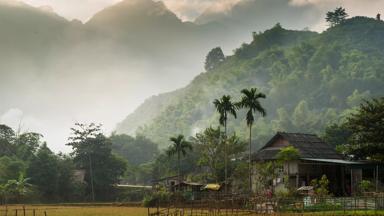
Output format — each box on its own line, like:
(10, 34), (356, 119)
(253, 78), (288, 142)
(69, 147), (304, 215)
(117, 17), (384, 149)
(0, 0), (354, 151)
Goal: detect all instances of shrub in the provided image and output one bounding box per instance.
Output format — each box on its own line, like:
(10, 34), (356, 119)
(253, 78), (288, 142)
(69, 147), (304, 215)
(358, 180), (374, 194)
(310, 175), (330, 197)
(142, 188), (171, 207)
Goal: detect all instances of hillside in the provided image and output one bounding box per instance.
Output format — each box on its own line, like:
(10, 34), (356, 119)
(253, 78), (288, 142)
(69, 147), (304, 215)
(116, 17), (384, 149)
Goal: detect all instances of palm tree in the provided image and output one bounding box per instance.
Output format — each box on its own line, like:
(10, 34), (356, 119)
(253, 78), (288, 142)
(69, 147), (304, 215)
(237, 88), (266, 193)
(213, 95), (237, 193)
(167, 135), (192, 192)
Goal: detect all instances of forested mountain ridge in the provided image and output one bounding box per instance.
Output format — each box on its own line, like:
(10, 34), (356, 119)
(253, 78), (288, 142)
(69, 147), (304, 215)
(0, 0), (328, 151)
(116, 17), (384, 149)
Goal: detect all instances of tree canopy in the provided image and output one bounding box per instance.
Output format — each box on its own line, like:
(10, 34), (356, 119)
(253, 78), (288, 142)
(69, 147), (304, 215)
(205, 47), (225, 71)
(344, 97), (384, 161)
(326, 7), (348, 26)
(67, 123), (127, 201)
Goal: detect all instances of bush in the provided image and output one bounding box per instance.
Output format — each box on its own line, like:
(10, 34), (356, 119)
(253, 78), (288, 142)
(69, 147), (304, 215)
(304, 202), (342, 212)
(358, 180), (374, 194)
(279, 199), (342, 212)
(142, 188), (171, 207)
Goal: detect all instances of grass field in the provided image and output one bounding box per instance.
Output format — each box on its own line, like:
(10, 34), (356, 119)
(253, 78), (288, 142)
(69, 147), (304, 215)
(0, 205), (150, 216)
(1, 205), (383, 216)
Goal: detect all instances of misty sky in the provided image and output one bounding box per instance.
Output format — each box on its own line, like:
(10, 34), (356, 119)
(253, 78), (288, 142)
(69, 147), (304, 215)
(21, 0), (384, 25)
(1, 0), (384, 153)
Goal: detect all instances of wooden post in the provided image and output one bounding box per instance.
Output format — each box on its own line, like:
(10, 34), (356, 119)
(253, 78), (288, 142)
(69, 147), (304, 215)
(15, 209), (17, 216)
(351, 168), (354, 196)
(33, 209), (36, 216)
(296, 173), (299, 188)
(22, 206), (25, 216)
(156, 200), (159, 216)
(376, 165), (379, 193)
(44, 211), (47, 216)
(341, 165), (346, 196)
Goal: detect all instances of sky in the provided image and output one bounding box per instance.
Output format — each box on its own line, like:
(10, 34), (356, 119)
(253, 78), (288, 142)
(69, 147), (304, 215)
(1, 0), (384, 153)
(19, 0), (384, 24)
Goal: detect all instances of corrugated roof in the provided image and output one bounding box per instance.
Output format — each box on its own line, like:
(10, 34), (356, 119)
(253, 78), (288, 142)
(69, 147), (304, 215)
(301, 158), (367, 164)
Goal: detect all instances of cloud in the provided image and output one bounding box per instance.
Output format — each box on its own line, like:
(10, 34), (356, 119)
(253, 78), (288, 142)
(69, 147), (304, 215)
(0, 108), (43, 133)
(161, 0), (241, 21)
(18, 0), (242, 21)
(289, 0), (384, 31)
(13, 0), (384, 23)
(0, 108), (23, 129)
(21, 0), (122, 21)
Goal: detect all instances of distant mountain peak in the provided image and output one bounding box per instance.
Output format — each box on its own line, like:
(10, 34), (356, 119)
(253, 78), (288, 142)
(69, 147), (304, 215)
(86, 0), (182, 28)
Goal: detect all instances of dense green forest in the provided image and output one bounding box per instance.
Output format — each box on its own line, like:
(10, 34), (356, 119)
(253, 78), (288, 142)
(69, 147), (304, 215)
(117, 16), (384, 150)
(0, 122), (167, 203)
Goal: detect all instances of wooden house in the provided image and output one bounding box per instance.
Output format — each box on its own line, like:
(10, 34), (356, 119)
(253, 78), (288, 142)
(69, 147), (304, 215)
(253, 132), (383, 196)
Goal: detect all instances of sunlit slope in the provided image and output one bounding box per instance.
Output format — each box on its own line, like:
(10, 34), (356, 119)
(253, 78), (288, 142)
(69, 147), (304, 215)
(117, 17), (384, 149)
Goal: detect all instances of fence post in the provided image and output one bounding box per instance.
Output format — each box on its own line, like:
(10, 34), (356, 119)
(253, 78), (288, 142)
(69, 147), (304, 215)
(44, 211), (47, 216)
(156, 200), (159, 216)
(22, 206), (25, 216)
(14, 209), (17, 216)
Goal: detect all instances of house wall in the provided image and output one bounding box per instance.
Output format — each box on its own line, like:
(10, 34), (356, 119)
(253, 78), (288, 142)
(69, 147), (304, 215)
(284, 161), (298, 175)
(269, 137), (289, 148)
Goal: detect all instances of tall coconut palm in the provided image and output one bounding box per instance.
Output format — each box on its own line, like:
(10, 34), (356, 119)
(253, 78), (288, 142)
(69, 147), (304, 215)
(237, 88), (266, 193)
(213, 95), (237, 193)
(167, 135), (192, 191)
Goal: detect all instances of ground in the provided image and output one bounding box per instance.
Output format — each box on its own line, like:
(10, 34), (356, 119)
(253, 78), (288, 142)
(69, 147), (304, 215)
(0, 205), (383, 216)
(0, 205), (150, 216)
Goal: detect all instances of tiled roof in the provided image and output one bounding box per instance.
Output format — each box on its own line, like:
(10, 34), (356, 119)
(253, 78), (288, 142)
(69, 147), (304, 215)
(253, 132), (343, 161)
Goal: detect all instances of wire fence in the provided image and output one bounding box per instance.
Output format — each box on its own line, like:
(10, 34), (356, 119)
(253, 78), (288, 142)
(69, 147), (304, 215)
(147, 195), (384, 216)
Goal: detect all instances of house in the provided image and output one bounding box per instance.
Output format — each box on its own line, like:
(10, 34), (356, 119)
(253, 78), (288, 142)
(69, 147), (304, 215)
(253, 132), (383, 196)
(73, 169), (86, 183)
(151, 175), (181, 191)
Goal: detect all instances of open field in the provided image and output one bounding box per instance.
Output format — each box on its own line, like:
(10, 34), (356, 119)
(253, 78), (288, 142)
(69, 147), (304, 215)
(1, 205), (384, 216)
(0, 205), (150, 216)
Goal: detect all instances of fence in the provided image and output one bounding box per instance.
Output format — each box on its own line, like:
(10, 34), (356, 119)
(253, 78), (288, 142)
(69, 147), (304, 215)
(147, 195), (384, 216)
(0, 206), (48, 216)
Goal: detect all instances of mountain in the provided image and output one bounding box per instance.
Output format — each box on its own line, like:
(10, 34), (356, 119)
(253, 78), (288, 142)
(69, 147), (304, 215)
(0, 1), (70, 67)
(116, 17), (384, 149)
(0, 0), (364, 151)
(194, 0), (323, 50)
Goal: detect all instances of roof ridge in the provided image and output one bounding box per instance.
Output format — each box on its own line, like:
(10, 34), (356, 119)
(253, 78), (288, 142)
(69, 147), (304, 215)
(278, 131), (318, 136)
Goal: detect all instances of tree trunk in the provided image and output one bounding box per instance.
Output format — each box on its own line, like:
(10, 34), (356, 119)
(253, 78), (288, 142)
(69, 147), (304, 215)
(288, 163), (291, 188)
(249, 125), (252, 193)
(178, 151), (181, 192)
(224, 115), (228, 194)
(89, 154), (95, 202)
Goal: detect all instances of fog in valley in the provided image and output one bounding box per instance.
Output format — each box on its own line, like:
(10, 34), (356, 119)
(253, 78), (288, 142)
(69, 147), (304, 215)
(0, 0), (382, 152)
